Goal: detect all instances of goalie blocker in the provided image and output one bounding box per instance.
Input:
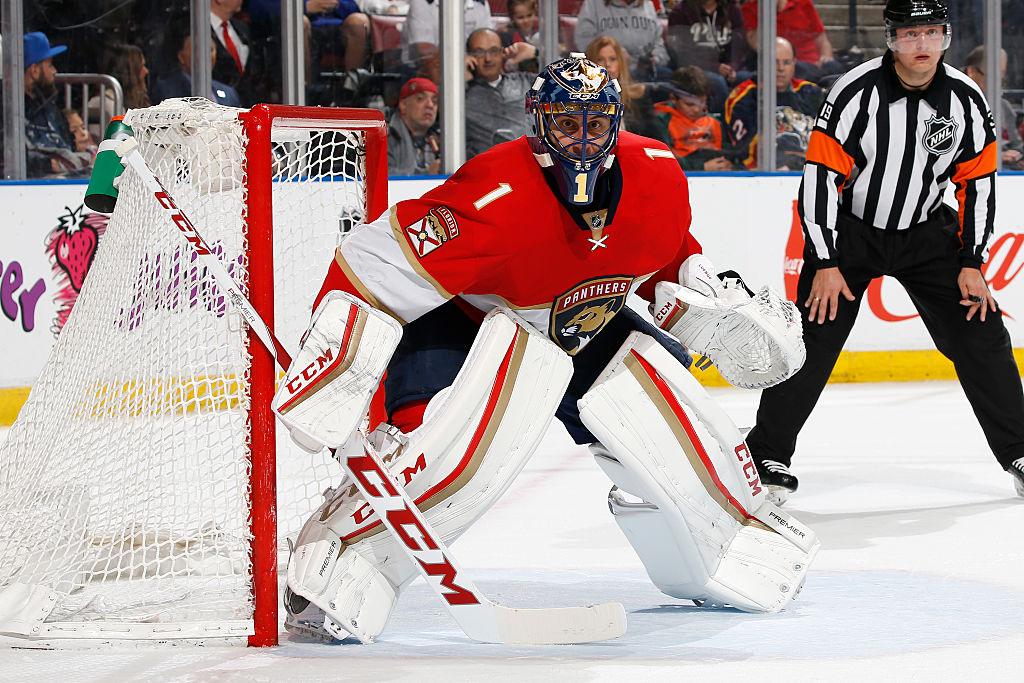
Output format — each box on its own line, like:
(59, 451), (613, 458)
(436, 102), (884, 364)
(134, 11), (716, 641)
(272, 291), (403, 451)
(579, 333), (819, 612)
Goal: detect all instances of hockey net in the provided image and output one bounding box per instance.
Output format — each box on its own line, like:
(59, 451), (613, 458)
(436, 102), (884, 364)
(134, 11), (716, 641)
(0, 99), (388, 646)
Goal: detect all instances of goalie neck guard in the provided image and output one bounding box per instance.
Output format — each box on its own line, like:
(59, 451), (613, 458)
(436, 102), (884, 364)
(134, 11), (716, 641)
(526, 53), (623, 206)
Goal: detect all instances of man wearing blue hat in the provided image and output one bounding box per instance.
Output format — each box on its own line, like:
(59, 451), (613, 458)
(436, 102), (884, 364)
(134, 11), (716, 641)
(23, 31), (90, 178)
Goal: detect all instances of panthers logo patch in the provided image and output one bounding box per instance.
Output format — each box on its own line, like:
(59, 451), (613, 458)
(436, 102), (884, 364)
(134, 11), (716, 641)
(551, 276), (632, 354)
(404, 206), (459, 258)
(550, 57), (609, 100)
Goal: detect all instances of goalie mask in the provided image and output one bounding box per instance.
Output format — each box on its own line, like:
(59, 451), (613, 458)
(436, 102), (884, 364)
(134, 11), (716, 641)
(884, 0), (951, 53)
(526, 53), (623, 205)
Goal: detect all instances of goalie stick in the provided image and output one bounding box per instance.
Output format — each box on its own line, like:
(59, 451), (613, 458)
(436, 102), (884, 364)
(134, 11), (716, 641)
(115, 137), (627, 645)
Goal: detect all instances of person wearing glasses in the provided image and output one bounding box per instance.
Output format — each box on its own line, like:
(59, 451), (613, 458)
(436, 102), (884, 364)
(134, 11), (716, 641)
(745, 0), (1024, 504)
(464, 28), (536, 157)
(724, 37), (823, 170)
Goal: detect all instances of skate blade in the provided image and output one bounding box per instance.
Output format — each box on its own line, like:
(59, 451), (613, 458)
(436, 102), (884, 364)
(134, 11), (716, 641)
(284, 615), (344, 644)
(765, 485), (790, 506)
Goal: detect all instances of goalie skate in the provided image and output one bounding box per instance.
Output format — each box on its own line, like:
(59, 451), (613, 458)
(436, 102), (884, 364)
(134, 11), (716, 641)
(1008, 457), (1024, 498)
(756, 459), (799, 506)
(283, 585), (340, 643)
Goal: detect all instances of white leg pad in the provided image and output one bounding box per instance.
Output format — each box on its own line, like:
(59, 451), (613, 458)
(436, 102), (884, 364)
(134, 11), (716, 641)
(579, 332), (819, 613)
(286, 496), (398, 643)
(287, 308), (573, 641)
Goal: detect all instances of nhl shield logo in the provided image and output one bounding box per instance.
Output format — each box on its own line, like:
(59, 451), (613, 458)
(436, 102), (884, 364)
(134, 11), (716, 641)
(922, 115), (958, 155)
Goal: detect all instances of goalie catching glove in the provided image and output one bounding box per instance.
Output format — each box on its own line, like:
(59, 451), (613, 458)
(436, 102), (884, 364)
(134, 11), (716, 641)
(652, 274), (805, 390)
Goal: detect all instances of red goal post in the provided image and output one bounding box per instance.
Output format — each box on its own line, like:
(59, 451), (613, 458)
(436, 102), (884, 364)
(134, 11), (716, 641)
(245, 104), (388, 646)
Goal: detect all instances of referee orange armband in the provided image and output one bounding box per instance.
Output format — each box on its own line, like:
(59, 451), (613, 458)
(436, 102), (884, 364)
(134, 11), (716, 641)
(805, 131), (854, 178)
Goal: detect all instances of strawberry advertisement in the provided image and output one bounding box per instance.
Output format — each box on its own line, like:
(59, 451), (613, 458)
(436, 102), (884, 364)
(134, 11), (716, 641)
(45, 205), (108, 335)
(1, 185), (109, 388)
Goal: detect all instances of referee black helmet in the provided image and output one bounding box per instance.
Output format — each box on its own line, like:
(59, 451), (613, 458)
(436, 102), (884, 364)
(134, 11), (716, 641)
(884, 0), (951, 51)
(884, 0), (949, 27)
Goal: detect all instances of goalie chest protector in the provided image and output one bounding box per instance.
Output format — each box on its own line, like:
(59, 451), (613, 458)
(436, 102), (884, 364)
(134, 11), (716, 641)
(390, 133), (699, 334)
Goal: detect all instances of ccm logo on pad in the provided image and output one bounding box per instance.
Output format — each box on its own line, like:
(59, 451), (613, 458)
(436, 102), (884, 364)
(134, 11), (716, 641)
(654, 300), (686, 330)
(285, 347), (337, 396)
(735, 443), (763, 497)
(277, 305), (361, 413)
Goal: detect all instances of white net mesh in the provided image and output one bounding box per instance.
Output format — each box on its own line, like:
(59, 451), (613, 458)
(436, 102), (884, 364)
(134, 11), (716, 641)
(0, 98), (371, 639)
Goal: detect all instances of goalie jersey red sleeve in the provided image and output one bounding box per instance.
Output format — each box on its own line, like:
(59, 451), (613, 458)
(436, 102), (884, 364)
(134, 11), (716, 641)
(317, 133), (701, 355)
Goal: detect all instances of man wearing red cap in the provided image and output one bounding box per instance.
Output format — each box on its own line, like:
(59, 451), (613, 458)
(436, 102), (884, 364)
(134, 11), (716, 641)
(388, 77), (441, 176)
(22, 31), (91, 178)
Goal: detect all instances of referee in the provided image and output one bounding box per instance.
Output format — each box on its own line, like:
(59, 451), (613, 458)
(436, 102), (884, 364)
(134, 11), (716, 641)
(746, 0), (1024, 504)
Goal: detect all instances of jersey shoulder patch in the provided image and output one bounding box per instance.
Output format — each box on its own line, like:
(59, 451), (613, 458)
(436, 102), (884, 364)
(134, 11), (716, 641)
(403, 205), (460, 258)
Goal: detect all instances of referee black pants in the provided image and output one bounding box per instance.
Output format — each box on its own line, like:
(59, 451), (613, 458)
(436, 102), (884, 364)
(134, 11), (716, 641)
(747, 211), (1024, 471)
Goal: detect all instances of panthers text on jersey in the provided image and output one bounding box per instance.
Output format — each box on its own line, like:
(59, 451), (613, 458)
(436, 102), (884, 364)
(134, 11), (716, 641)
(315, 132), (702, 355)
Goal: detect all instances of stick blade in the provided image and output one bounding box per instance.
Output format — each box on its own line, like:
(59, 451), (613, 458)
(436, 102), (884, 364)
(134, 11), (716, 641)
(491, 601), (627, 644)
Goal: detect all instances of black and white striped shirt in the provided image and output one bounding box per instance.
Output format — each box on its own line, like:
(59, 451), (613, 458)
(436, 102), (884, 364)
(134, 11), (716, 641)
(800, 51), (997, 268)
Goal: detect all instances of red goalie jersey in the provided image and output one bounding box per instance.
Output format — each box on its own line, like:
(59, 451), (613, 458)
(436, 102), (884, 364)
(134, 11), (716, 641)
(317, 132), (702, 355)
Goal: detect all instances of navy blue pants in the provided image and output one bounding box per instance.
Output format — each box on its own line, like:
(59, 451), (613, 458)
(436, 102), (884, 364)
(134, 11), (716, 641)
(384, 301), (692, 444)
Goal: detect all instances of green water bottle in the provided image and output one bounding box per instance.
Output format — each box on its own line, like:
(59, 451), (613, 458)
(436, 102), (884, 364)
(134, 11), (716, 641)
(84, 117), (134, 213)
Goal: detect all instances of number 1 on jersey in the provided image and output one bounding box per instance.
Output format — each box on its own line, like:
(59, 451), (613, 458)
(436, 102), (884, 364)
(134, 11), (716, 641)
(573, 172), (590, 203)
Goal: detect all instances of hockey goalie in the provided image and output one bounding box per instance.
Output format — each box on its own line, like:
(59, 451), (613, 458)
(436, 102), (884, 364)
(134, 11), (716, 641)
(273, 54), (817, 643)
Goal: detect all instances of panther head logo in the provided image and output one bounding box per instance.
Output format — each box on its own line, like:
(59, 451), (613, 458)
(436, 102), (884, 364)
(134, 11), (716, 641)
(551, 276), (631, 354)
(559, 300), (615, 352)
(553, 59), (609, 98)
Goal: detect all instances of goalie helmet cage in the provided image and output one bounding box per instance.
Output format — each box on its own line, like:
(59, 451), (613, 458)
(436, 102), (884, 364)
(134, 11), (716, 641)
(0, 99), (387, 647)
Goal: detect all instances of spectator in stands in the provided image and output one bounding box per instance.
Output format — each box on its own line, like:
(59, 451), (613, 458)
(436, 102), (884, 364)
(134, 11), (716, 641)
(964, 46), (1024, 171)
(211, 0), (267, 105)
(654, 66), (737, 170)
(666, 0), (750, 115)
(498, 0), (541, 72)
(741, 0), (842, 85)
(248, 0), (370, 73)
(23, 32), (92, 178)
(464, 27), (535, 157)
(388, 77), (441, 176)
(724, 37), (823, 170)
(63, 109), (98, 157)
(585, 35), (662, 140)
(150, 23), (243, 107)
(88, 43), (151, 138)
(402, 0), (494, 83)
(946, 1), (1024, 89)
(304, 0), (371, 71)
(496, 0), (566, 75)
(499, 0), (540, 47)
(574, 0), (670, 80)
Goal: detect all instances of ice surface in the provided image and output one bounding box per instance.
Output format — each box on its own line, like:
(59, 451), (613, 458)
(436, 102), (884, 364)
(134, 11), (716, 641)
(2, 381), (1024, 682)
